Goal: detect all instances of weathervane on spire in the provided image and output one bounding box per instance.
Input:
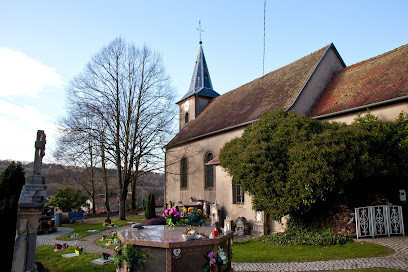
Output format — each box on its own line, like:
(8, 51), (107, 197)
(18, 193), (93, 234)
(196, 20), (205, 44)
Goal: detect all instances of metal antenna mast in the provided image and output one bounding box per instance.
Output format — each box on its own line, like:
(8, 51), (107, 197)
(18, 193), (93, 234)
(263, 0), (266, 77)
(196, 20), (205, 43)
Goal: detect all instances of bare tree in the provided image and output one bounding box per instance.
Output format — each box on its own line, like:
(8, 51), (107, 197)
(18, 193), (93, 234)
(62, 37), (175, 220)
(53, 119), (99, 214)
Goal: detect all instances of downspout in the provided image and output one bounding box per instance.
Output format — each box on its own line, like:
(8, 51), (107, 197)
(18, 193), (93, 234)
(164, 147), (167, 209)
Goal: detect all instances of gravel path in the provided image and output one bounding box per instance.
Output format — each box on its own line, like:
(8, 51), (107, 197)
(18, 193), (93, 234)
(37, 227), (408, 271)
(36, 225), (131, 255)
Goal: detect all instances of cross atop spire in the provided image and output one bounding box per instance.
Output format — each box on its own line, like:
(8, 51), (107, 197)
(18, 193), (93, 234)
(196, 20), (204, 44)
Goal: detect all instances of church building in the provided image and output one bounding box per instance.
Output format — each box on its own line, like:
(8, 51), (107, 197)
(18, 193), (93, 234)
(165, 41), (408, 234)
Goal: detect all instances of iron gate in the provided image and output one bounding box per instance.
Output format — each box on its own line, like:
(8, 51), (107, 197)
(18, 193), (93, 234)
(355, 205), (405, 239)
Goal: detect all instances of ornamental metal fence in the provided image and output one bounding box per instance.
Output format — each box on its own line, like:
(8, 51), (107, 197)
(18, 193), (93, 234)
(355, 205), (405, 239)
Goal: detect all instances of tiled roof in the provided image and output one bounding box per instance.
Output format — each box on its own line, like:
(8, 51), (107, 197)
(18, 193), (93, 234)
(310, 44), (408, 117)
(167, 44), (331, 148)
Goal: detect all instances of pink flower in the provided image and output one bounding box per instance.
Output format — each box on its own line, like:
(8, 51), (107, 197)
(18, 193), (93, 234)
(210, 258), (216, 264)
(208, 252), (216, 258)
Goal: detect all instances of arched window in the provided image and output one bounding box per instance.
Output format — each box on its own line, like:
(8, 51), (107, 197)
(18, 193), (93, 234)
(204, 153), (214, 189)
(185, 112), (189, 123)
(180, 157), (188, 189)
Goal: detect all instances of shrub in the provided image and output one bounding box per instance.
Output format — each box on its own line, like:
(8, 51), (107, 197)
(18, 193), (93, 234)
(220, 110), (408, 221)
(113, 244), (146, 269)
(259, 221), (352, 246)
(141, 216), (166, 226)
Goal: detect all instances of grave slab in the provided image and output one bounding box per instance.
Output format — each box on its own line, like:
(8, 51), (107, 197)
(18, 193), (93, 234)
(61, 253), (78, 258)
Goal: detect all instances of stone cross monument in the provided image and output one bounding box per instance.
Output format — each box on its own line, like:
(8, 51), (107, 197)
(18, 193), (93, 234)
(12, 130), (47, 272)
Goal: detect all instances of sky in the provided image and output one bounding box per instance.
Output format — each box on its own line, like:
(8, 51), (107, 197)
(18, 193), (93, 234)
(0, 0), (407, 163)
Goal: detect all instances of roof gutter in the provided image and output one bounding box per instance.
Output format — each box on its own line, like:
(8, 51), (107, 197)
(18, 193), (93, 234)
(166, 119), (257, 149)
(313, 95), (408, 120)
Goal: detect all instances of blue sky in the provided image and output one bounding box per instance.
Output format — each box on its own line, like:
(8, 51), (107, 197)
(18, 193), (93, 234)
(0, 0), (407, 162)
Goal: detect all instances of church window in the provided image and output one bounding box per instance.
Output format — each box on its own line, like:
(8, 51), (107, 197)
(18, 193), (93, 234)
(232, 184), (244, 204)
(185, 112), (189, 123)
(204, 153), (214, 189)
(180, 157), (188, 189)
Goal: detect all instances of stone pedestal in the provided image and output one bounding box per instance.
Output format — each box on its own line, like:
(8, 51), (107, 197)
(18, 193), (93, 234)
(12, 130), (47, 272)
(12, 176), (46, 272)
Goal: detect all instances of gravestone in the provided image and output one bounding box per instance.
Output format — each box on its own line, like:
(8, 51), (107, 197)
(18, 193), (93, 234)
(12, 130), (47, 272)
(235, 217), (250, 236)
(253, 211), (266, 235)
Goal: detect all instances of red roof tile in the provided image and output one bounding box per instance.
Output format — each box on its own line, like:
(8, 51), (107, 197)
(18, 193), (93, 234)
(310, 44), (408, 117)
(167, 44), (331, 148)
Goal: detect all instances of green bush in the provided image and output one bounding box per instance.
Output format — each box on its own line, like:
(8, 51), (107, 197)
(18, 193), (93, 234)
(220, 110), (408, 221)
(259, 221), (352, 246)
(113, 244), (147, 269)
(145, 193), (156, 219)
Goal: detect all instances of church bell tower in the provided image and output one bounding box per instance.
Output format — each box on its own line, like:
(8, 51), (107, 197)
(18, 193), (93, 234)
(177, 40), (220, 130)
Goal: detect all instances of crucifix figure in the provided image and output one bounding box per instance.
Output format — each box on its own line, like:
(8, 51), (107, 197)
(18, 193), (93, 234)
(196, 20), (205, 43)
(33, 130), (46, 175)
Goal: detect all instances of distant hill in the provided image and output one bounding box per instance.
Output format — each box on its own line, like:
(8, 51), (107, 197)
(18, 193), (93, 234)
(0, 160), (164, 204)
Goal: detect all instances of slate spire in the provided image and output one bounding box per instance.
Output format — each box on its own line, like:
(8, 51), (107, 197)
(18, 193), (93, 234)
(179, 42), (220, 102)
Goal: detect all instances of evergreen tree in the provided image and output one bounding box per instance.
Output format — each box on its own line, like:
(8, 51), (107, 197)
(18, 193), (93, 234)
(47, 186), (88, 212)
(145, 193), (156, 219)
(0, 162), (25, 272)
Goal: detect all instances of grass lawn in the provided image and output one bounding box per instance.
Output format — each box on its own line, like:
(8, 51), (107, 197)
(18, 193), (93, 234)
(36, 245), (116, 272)
(232, 240), (391, 262)
(57, 214), (144, 240)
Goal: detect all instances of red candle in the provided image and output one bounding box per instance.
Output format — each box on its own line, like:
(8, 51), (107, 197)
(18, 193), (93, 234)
(213, 229), (218, 237)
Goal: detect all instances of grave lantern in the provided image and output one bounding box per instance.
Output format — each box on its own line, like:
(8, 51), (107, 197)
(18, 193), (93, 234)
(210, 202), (223, 225)
(224, 217), (233, 232)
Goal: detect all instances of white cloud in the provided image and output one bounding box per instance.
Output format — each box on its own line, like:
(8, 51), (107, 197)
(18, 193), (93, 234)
(0, 48), (63, 97)
(0, 97), (58, 162)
